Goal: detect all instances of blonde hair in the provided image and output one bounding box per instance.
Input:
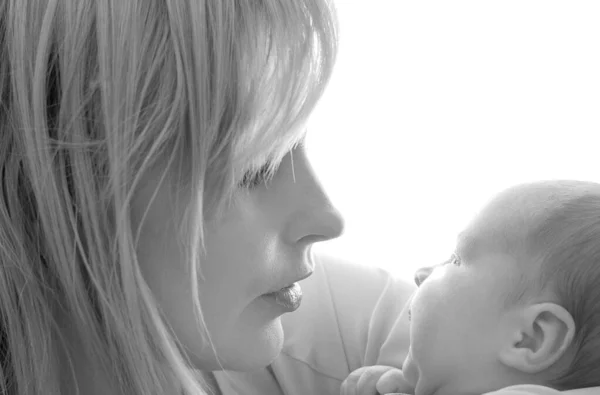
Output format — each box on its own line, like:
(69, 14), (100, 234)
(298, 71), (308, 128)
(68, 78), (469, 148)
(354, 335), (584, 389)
(0, 0), (337, 394)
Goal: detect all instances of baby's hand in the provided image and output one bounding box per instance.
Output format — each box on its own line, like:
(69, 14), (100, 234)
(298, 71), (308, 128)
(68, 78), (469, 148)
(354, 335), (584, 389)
(340, 365), (414, 395)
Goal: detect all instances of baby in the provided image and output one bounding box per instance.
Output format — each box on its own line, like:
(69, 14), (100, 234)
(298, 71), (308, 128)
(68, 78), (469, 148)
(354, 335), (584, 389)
(342, 180), (600, 395)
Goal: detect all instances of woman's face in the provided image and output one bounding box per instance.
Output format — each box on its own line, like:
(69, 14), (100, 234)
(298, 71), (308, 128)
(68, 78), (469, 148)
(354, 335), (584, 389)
(131, 143), (344, 371)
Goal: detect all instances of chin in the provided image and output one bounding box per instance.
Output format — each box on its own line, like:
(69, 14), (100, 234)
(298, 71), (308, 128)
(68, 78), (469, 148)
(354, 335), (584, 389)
(215, 317), (285, 372)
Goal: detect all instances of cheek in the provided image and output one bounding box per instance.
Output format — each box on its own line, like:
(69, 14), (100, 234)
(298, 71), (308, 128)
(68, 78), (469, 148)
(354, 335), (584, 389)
(191, 221), (287, 369)
(408, 291), (433, 354)
(134, 225), (215, 365)
(191, 257), (287, 370)
(200, 224), (276, 310)
(408, 282), (456, 354)
(198, 233), (257, 330)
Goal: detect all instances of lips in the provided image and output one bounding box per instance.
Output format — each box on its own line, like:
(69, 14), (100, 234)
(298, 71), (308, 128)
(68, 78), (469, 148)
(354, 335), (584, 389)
(260, 253), (314, 312)
(263, 282), (303, 311)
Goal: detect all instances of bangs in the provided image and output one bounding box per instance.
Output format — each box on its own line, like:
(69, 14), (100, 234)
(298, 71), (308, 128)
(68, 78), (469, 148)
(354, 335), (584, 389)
(196, 0), (337, 186)
(228, 0), (339, 175)
(166, 0), (338, 213)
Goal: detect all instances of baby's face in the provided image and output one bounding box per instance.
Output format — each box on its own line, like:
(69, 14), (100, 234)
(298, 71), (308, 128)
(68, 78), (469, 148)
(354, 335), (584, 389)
(403, 195), (534, 395)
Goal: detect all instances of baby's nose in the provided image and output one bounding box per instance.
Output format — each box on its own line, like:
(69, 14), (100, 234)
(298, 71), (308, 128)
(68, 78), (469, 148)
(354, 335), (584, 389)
(413, 266), (434, 287)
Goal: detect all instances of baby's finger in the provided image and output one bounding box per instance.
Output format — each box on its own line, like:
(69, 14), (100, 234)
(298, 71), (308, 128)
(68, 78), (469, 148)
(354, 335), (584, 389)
(340, 367), (370, 395)
(340, 375), (358, 395)
(376, 369), (415, 395)
(356, 366), (396, 395)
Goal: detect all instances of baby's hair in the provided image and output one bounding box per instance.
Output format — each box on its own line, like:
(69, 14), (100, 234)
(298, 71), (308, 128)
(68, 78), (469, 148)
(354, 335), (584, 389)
(516, 180), (600, 389)
(0, 1), (337, 394)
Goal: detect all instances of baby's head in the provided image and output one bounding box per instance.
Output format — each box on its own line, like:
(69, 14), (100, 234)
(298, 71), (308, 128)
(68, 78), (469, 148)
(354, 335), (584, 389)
(403, 180), (600, 395)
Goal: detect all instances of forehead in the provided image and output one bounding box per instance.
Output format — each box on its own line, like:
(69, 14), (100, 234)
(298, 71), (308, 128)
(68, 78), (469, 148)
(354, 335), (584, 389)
(457, 192), (535, 260)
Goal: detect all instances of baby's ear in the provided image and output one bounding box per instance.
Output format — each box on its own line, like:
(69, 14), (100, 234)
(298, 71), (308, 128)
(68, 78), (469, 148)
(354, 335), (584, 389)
(498, 303), (575, 374)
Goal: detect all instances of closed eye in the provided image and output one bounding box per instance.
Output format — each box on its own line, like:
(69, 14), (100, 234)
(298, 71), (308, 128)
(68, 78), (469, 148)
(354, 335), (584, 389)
(443, 253), (461, 267)
(450, 253), (461, 266)
(238, 162), (276, 189)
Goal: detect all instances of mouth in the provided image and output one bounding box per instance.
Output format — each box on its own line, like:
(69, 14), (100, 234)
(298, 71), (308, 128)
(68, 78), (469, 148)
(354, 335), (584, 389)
(260, 265), (314, 312)
(259, 250), (314, 312)
(262, 282), (303, 311)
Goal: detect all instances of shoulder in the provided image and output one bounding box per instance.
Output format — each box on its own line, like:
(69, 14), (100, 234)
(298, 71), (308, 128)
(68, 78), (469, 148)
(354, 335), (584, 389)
(279, 252), (415, 378)
(312, 251), (415, 310)
(484, 385), (564, 395)
(302, 252), (415, 335)
(488, 385), (600, 395)
(562, 387), (600, 395)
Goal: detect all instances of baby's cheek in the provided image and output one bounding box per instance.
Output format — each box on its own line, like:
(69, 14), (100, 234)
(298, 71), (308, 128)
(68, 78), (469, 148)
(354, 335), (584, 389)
(407, 292), (442, 358)
(408, 291), (435, 331)
(401, 348), (419, 388)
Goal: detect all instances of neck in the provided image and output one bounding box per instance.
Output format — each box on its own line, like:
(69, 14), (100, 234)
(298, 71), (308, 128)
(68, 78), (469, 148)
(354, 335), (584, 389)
(199, 371), (223, 395)
(55, 307), (119, 395)
(55, 306), (221, 395)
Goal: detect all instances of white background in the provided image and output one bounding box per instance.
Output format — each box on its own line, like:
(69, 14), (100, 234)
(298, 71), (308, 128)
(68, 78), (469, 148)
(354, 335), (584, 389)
(306, 1), (600, 283)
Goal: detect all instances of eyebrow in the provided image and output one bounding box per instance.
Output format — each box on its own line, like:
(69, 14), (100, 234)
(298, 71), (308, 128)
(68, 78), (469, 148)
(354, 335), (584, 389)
(456, 229), (514, 261)
(455, 232), (483, 261)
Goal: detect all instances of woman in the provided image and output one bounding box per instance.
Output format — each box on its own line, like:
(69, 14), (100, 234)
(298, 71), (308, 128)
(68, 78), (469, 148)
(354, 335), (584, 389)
(0, 0), (414, 394)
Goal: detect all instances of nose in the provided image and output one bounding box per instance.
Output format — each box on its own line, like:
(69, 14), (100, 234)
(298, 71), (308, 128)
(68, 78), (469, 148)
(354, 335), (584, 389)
(283, 147), (345, 245)
(289, 206), (345, 245)
(414, 266), (434, 287)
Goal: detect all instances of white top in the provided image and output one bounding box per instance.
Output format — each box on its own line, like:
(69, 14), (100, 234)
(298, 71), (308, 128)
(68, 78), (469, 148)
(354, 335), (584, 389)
(486, 385), (600, 395)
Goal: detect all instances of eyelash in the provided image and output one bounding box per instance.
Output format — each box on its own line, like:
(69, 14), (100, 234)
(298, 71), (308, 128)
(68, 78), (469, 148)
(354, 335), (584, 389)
(445, 254), (461, 266)
(238, 163), (275, 189)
